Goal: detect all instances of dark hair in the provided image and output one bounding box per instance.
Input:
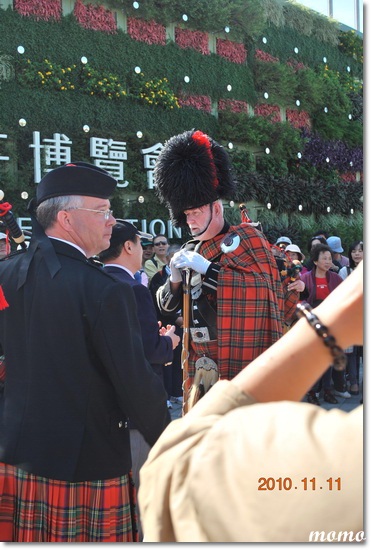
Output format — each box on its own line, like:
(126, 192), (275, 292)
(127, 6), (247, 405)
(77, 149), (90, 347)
(310, 243), (333, 263)
(98, 236), (136, 263)
(313, 229), (330, 239)
(348, 240), (363, 270)
(153, 233), (167, 241)
(307, 235), (327, 253)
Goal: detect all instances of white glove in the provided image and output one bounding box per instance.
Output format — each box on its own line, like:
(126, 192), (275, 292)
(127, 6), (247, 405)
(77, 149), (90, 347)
(172, 250), (211, 275)
(169, 256), (183, 283)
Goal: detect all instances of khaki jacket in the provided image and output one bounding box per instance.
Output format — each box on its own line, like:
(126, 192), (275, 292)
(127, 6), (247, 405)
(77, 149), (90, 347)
(139, 381), (363, 542)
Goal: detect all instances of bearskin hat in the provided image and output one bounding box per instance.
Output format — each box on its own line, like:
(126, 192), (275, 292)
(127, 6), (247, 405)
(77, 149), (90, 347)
(154, 129), (237, 227)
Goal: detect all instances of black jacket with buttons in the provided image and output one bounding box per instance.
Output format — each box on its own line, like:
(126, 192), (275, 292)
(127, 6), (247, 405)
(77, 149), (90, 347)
(0, 239), (170, 482)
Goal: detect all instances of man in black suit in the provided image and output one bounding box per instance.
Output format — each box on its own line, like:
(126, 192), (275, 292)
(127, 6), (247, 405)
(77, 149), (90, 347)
(99, 220), (180, 376)
(98, 220), (180, 539)
(0, 162), (170, 542)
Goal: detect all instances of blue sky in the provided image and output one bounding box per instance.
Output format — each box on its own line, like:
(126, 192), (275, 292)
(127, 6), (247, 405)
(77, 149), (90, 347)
(297, 0), (363, 32)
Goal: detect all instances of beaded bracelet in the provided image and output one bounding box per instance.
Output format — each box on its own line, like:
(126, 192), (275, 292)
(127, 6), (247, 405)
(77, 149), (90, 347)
(296, 302), (347, 371)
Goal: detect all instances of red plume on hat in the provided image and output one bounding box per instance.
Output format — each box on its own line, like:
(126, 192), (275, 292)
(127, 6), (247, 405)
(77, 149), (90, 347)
(154, 129), (237, 227)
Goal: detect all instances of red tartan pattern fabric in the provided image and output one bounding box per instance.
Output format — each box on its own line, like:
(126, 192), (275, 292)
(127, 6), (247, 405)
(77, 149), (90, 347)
(0, 462), (138, 542)
(189, 224), (286, 381)
(282, 277), (301, 325)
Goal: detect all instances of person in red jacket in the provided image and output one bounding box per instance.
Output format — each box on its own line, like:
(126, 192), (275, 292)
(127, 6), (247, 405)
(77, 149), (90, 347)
(300, 243), (343, 405)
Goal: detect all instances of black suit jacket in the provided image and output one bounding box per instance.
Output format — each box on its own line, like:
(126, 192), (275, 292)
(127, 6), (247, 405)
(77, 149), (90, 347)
(104, 265), (173, 366)
(0, 239), (170, 482)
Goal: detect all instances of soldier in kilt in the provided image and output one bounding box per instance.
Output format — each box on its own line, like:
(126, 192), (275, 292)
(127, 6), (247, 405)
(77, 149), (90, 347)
(0, 162), (170, 541)
(153, 130), (298, 412)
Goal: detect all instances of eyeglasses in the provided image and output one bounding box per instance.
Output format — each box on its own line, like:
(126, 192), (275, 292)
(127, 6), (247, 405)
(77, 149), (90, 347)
(154, 241), (167, 246)
(69, 208), (113, 220)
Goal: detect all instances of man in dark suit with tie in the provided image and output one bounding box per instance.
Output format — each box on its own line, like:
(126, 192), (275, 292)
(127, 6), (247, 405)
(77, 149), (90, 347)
(98, 220), (180, 539)
(99, 220), (180, 375)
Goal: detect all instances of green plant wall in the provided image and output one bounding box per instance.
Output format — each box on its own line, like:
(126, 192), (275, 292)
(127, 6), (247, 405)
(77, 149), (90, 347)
(0, 1), (363, 247)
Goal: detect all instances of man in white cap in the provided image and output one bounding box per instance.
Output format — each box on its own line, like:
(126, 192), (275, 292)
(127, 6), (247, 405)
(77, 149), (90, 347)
(285, 244), (305, 264)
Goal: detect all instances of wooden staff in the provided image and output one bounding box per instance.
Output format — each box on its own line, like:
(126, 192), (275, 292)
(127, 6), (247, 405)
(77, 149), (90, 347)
(181, 268), (191, 415)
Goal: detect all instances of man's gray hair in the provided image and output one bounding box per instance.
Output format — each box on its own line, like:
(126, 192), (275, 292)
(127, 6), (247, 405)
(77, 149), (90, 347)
(167, 244), (181, 257)
(36, 196), (83, 230)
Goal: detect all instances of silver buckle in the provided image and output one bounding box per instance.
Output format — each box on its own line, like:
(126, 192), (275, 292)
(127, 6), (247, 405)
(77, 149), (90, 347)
(190, 327), (211, 342)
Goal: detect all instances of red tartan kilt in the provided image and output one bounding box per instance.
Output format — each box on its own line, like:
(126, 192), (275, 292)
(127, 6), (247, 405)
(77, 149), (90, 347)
(189, 339), (218, 380)
(0, 462), (138, 542)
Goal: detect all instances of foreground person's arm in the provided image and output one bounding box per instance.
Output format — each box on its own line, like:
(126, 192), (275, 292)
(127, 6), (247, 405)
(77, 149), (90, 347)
(139, 264), (363, 542)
